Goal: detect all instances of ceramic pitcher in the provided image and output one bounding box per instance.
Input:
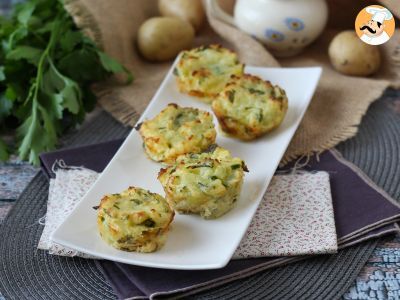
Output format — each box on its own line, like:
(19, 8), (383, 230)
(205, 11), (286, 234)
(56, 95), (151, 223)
(205, 0), (328, 57)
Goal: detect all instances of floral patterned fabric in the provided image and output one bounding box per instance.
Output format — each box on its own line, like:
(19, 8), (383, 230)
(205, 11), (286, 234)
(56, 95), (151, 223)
(38, 168), (337, 258)
(234, 172), (337, 258)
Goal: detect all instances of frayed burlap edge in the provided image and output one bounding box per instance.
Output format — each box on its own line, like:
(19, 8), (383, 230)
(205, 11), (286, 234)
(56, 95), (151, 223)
(62, 1), (140, 125)
(63, 0), (103, 47)
(95, 88), (140, 126)
(391, 43), (400, 89)
(279, 83), (389, 165)
(280, 82), (389, 166)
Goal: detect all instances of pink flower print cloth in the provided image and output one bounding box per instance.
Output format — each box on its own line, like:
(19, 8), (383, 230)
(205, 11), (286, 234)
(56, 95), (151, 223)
(233, 171), (337, 258)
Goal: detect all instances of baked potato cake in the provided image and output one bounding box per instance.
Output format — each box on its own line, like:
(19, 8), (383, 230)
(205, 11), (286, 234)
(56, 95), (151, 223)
(158, 146), (248, 219)
(97, 187), (174, 253)
(212, 74), (288, 140)
(138, 103), (216, 164)
(174, 44), (244, 103)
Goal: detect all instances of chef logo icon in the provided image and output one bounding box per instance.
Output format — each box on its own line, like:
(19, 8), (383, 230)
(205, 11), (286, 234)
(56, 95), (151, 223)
(355, 5), (395, 45)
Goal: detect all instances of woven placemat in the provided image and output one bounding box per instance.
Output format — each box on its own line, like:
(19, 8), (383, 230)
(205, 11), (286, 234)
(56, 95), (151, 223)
(0, 89), (399, 299)
(337, 88), (400, 200)
(0, 112), (130, 300)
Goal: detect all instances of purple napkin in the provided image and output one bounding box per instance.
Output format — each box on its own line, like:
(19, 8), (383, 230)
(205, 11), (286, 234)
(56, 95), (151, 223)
(40, 141), (400, 299)
(40, 139), (124, 178)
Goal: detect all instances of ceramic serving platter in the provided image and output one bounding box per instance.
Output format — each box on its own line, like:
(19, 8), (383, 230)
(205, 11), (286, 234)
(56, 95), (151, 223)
(52, 58), (322, 270)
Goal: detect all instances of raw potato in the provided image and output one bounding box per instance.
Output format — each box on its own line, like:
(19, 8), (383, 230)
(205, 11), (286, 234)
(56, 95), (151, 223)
(137, 17), (194, 62)
(328, 31), (381, 76)
(158, 0), (205, 32)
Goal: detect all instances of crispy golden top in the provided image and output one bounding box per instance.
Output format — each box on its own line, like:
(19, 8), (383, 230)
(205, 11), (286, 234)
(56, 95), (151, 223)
(212, 74), (288, 140)
(138, 103), (216, 163)
(174, 45), (244, 101)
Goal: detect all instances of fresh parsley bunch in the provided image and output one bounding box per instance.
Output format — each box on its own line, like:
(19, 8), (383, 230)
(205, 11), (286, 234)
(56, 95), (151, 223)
(0, 0), (132, 164)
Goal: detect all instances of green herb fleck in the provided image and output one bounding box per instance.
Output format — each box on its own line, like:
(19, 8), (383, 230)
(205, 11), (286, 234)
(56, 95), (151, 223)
(227, 90), (235, 103)
(212, 65), (222, 75)
(142, 218), (156, 228)
(113, 203), (120, 209)
(130, 199), (142, 205)
(103, 208), (111, 217)
(198, 182), (208, 189)
(210, 176), (218, 180)
(205, 144), (218, 153)
(179, 186), (188, 193)
(258, 111), (263, 122)
(245, 107), (263, 122)
(188, 162), (213, 169)
(174, 113), (184, 127)
(118, 235), (133, 243)
(248, 88), (265, 95)
(231, 164), (241, 170)
(272, 87), (285, 99)
(173, 67), (179, 76)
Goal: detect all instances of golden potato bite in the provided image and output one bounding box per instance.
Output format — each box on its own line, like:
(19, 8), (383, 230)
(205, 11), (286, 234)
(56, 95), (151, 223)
(174, 44), (244, 103)
(158, 146), (248, 219)
(212, 74), (288, 140)
(137, 103), (216, 164)
(97, 187), (174, 253)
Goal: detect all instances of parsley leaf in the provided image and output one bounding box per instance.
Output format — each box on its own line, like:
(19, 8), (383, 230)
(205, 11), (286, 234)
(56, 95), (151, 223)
(59, 31), (82, 53)
(6, 46), (43, 65)
(0, 0), (133, 163)
(16, 1), (36, 26)
(0, 94), (13, 122)
(0, 66), (5, 81)
(98, 51), (133, 83)
(0, 138), (9, 161)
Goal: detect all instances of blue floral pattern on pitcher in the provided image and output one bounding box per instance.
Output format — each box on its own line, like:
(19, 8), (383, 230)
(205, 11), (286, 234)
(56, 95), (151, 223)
(285, 17), (305, 31)
(265, 29), (285, 42)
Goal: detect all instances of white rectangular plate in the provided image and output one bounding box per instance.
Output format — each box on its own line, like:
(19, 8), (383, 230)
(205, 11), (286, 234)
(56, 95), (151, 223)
(53, 62), (322, 270)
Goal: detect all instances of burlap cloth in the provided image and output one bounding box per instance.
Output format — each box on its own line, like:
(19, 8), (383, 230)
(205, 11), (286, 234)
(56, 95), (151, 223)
(64, 0), (400, 164)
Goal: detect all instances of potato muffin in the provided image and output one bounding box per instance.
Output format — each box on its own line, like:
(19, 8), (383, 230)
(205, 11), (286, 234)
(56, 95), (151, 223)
(212, 74), (288, 140)
(97, 187), (174, 253)
(158, 146), (248, 219)
(137, 103), (216, 164)
(174, 44), (244, 103)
